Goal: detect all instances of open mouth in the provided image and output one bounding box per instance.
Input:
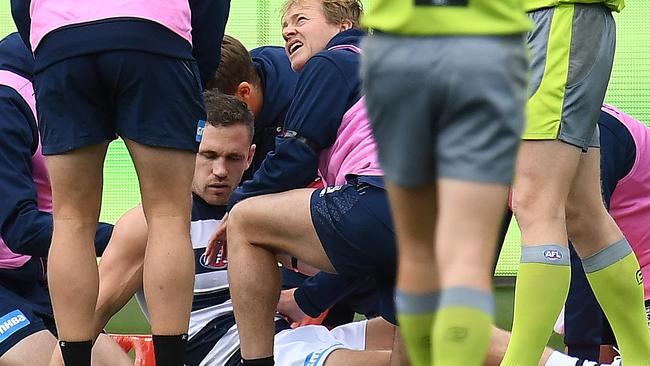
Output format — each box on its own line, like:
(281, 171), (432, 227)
(287, 40), (304, 56)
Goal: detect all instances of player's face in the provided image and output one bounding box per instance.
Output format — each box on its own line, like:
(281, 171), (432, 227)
(192, 124), (255, 206)
(282, 0), (345, 72)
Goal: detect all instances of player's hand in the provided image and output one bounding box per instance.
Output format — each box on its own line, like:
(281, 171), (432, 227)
(277, 288), (308, 325)
(205, 212), (228, 264)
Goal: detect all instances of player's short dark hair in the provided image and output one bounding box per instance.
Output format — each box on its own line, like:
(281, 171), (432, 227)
(207, 35), (261, 94)
(203, 90), (255, 142)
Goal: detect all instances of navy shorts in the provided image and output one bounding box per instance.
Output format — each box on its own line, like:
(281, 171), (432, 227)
(0, 273), (55, 356)
(34, 51), (206, 155)
(310, 179), (397, 323)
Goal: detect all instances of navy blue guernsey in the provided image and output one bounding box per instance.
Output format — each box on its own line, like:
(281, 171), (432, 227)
(0, 33), (112, 259)
(10, 0), (230, 87)
(229, 29), (365, 208)
(599, 110), (636, 207)
(242, 46), (298, 181)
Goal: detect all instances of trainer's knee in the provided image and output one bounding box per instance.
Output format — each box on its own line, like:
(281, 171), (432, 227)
(512, 190), (566, 229)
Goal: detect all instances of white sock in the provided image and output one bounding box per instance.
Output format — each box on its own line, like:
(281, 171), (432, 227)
(544, 351), (581, 366)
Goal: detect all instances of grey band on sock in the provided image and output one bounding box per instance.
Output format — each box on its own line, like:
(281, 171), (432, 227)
(582, 238), (632, 273)
(395, 290), (439, 315)
(520, 244), (570, 266)
(438, 287), (494, 316)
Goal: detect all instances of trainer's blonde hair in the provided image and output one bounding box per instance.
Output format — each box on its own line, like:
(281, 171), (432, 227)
(281, 0), (363, 28)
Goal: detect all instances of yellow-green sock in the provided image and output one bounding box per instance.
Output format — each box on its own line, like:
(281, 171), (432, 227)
(501, 245), (570, 366)
(584, 238), (650, 366)
(395, 291), (438, 366)
(432, 287), (493, 366)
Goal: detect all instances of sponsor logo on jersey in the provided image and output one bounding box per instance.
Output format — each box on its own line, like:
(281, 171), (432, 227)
(543, 249), (563, 261)
(0, 310), (30, 343)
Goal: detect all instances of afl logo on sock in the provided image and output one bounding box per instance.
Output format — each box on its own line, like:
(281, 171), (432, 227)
(543, 249), (563, 261)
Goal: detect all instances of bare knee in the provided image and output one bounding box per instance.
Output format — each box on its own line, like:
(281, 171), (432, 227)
(512, 189), (566, 229)
(228, 199), (257, 241)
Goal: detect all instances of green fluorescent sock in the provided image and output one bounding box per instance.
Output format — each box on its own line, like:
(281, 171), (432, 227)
(432, 287), (494, 366)
(395, 291), (439, 366)
(584, 239), (650, 366)
(501, 245), (570, 366)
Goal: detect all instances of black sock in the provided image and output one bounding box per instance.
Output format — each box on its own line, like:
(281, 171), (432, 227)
(59, 340), (92, 366)
(152, 334), (188, 366)
(241, 356), (274, 365)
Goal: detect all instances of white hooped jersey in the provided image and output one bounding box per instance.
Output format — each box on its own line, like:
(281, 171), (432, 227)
(137, 194), (289, 366)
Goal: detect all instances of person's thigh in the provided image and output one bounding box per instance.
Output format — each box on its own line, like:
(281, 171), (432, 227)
(309, 182), (396, 282)
(228, 188), (335, 273)
(0, 286), (55, 365)
(0, 330), (56, 366)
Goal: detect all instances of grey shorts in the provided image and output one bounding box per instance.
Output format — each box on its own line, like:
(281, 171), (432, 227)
(361, 34), (527, 187)
(525, 3), (616, 151)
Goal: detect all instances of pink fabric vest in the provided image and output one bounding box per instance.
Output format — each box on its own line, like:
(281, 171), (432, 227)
(317, 45), (383, 186)
(0, 70), (52, 269)
(604, 104), (650, 300)
(29, 0), (192, 51)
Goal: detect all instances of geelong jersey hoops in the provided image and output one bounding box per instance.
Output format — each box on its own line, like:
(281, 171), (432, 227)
(136, 195), (289, 366)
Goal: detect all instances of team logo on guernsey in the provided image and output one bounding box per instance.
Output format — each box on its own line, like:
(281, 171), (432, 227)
(0, 310), (30, 343)
(196, 120), (206, 142)
(543, 249), (563, 261)
(199, 248), (227, 270)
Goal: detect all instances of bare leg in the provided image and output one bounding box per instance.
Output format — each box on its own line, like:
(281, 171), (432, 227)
(123, 139), (195, 336)
(46, 143), (109, 342)
(93, 206), (147, 335)
(435, 179), (509, 365)
(512, 141), (581, 246)
(227, 189), (334, 360)
(566, 148), (650, 365)
(486, 327), (556, 366)
(0, 330), (56, 366)
(325, 350), (391, 366)
(503, 140), (582, 366)
(566, 148), (622, 257)
(384, 182), (437, 366)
